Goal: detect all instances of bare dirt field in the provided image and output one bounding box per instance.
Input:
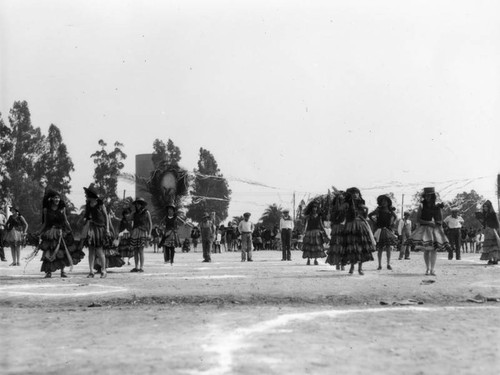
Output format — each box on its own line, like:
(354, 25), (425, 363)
(1, 247), (499, 374)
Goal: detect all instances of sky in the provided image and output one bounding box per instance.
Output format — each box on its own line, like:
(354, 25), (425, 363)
(1, 0), (499, 220)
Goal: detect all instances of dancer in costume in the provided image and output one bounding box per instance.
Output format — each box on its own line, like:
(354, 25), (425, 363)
(280, 209), (294, 261)
(117, 208), (134, 265)
(159, 204), (180, 265)
(4, 207), (28, 266)
(476, 201), (500, 265)
(368, 195), (398, 271)
(129, 197), (152, 272)
(94, 209), (124, 274)
(407, 187), (450, 276)
(83, 185), (110, 278)
(326, 191), (345, 270)
(302, 200), (328, 265)
(340, 187), (375, 275)
(39, 190), (84, 278)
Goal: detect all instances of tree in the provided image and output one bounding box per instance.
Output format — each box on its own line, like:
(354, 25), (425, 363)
(90, 140), (127, 205)
(444, 190), (485, 229)
(151, 138), (181, 169)
(186, 148), (231, 224)
(260, 204), (283, 229)
(6, 101), (46, 225)
(0, 113), (13, 202)
(38, 124), (75, 199)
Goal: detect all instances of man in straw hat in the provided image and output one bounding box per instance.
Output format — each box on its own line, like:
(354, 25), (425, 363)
(200, 212), (215, 262)
(443, 207), (464, 260)
(280, 208), (294, 261)
(238, 212), (255, 262)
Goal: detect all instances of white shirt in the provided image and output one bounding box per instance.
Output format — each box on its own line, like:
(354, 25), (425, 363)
(238, 220), (254, 233)
(397, 218), (412, 236)
(280, 216), (294, 230)
(443, 215), (464, 229)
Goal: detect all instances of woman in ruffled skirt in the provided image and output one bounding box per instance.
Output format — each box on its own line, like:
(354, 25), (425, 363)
(302, 201), (328, 265)
(129, 198), (152, 273)
(83, 185), (110, 278)
(368, 195), (398, 271)
(340, 187), (375, 276)
(326, 191), (345, 270)
(4, 207), (28, 266)
(476, 201), (500, 265)
(94, 208), (124, 274)
(407, 187), (450, 276)
(117, 208), (134, 265)
(39, 190), (84, 278)
(160, 205), (180, 265)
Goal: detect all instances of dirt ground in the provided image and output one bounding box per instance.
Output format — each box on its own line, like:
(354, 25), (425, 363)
(1, 247), (499, 374)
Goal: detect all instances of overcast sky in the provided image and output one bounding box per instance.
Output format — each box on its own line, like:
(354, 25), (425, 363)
(1, 0), (499, 219)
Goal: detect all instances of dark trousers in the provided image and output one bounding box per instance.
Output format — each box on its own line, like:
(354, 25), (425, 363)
(447, 228), (461, 259)
(163, 247), (175, 263)
(281, 229), (292, 260)
(0, 229), (5, 260)
(202, 240), (212, 261)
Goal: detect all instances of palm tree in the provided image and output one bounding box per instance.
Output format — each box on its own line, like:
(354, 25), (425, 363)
(260, 204), (283, 229)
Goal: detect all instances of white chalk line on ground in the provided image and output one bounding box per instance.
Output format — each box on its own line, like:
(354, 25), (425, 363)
(185, 305), (495, 375)
(0, 283), (128, 297)
(136, 274), (247, 280)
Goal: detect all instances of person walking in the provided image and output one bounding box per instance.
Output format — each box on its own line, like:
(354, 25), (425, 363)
(408, 187), (450, 276)
(200, 213), (215, 262)
(280, 209), (294, 261)
(238, 212), (254, 262)
(397, 211), (412, 260)
(443, 208), (464, 260)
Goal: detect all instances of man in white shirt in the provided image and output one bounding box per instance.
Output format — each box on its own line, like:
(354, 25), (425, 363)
(0, 209), (7, 261)
(397, 211), (412, 260)
(280, 209), (294, 261)
(238, 212), (254, 262)
(443, 208), (464, 260)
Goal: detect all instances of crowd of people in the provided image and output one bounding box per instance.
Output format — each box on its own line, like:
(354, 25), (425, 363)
(0, 185), (499, 278)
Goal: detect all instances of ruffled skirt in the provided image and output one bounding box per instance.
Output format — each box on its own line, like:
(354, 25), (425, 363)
(84, 224), (108, 248)
(407, 224), (450, 252)
(374, 227), (398, 249)
(117, 232), (134, 258)
(302, 229), (326, 258)
(480, 227), (500, 261)
(129, 228), (148, 250)
(40, 229), (85, 273)
(326, 224), (344, 265)
(4, 229), (24, 247)
(340, 218), (375, 264)
(94, 248), (125, 270)
(159, 230), (180, 248)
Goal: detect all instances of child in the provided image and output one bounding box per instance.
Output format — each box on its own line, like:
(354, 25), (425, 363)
(159, 205), (180, 265)
(302, 200), (328, 265)
(129, 197), (152, 273)
(117, 208), (134, 265)
(368, 195), (398, 271)
(182, 238), (191, 253)
(4, 207), (28, 266)
(408, 187), (450, 276)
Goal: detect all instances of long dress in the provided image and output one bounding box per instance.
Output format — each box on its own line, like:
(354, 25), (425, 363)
(94, 221), (124, 271)
(40, 208), (84, 273)
(407, 204), (450, 252)
(478, 212), (500, 262)
(302, 215), (326, 259)
(340, 203), (375, 265)
(117, 218), (134, 258)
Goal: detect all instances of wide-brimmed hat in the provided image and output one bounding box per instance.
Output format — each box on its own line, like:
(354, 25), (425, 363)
(133, 197), (147, 206)
(45, 189), (60, 199)
(83, 185), (100, 199)
(202, 212), (210, 219)
(283, 208), (290, 213)
(403, 211), (411, 216)
(9, 206), (19, 213)
(423, 187), (435, 195)
(243, 212), (251, 217)
(377, 195), (393, 207)
(451, 207), (459, 212)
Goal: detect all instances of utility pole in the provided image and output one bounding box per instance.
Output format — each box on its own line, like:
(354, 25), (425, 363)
(401, 194), (405, 219)
(497, 174), (500, 215)
(293, 191), (296, 222)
